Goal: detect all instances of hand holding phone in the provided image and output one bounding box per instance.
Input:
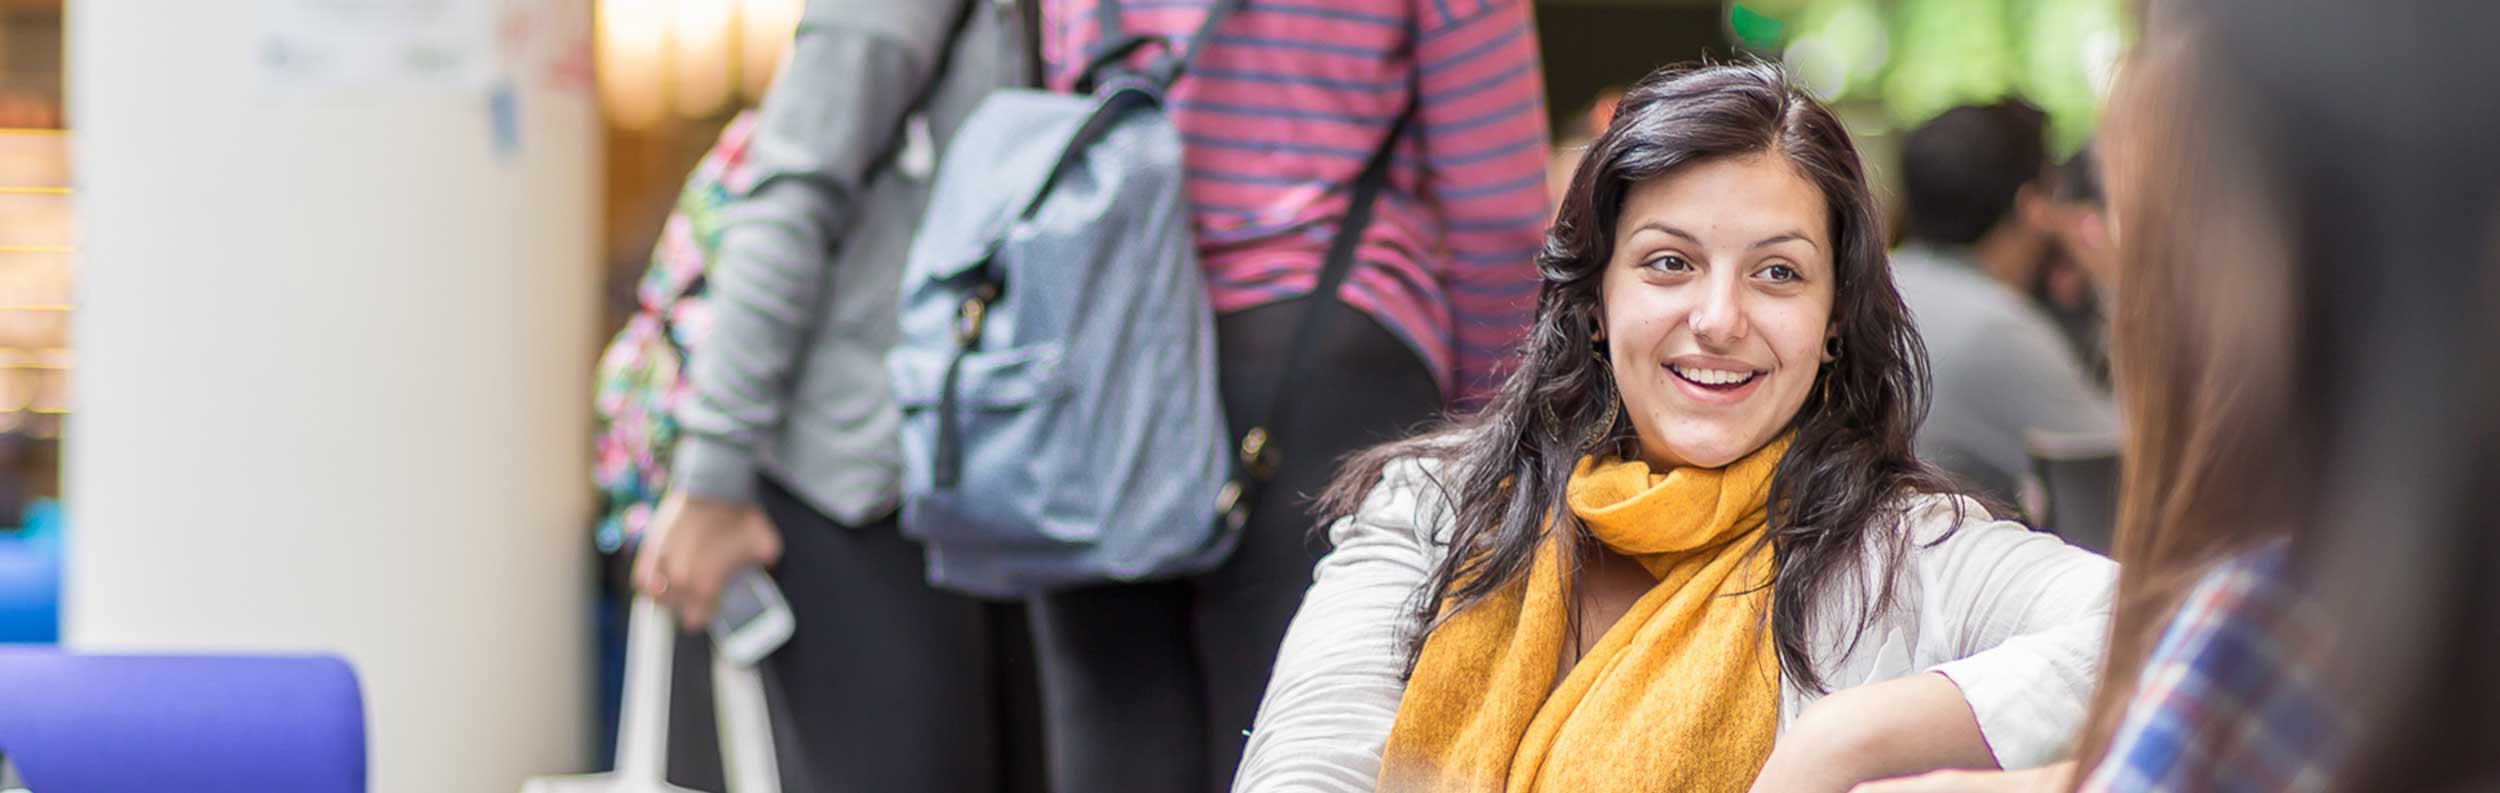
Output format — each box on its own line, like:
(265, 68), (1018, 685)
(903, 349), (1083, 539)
(634, 492), (783, 630)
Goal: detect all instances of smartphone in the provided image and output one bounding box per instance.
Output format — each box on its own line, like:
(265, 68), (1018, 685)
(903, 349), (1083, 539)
(709, 567), (795, 667)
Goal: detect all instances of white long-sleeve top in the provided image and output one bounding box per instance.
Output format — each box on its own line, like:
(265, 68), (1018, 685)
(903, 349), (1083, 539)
(1233, 457), (2117, 792)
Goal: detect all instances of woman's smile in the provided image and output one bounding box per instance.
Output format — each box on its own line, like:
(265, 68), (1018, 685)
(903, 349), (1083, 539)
(1664, 356), (1769, 404)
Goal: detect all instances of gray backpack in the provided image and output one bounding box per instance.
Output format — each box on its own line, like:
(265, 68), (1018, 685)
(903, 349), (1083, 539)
(889, 0), (1407, 597)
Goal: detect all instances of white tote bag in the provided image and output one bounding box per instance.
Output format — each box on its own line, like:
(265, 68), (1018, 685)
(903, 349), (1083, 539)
(522, 597), (782, 793)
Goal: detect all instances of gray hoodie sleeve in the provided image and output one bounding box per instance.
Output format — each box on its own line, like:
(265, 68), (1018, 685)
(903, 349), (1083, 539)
(672, 0), (965, 505)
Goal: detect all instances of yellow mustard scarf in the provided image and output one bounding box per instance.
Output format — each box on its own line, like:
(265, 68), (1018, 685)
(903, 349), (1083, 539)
(1378, 436), (1790, 793)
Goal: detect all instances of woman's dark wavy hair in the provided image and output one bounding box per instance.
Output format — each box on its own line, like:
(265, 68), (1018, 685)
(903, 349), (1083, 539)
(1319, 62), (1960, 691)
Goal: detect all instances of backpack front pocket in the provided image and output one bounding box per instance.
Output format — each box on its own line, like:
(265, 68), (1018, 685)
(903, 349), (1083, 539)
(888, 341), (1097, 548)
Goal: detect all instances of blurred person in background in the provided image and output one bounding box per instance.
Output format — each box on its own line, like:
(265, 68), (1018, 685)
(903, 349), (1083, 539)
(1236, 63), (2114, 793)
(2021, 142), (2115, 386)
(628, 1), (1041, 790)
(1024, 2), (1553, 791)
(1892, 100), (2118, 505)
(1854, 0), (2500, 791)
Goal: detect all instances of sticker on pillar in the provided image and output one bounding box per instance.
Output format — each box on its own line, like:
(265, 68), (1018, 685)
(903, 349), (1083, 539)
(490, 80), (522, 160)
(256, 0), (494, 94)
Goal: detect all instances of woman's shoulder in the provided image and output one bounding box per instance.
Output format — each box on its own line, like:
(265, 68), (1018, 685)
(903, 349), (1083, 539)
(1345, 454), (1464, 545)
(1878, 488), (2118, 596)
(1851, 489), (2112, 584)
(1888, 491), (2013, 545)
(1336, 424), (1488, 520)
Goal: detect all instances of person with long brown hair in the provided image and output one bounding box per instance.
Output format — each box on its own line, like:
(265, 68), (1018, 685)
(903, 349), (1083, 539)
(1854, 1), (2500, 792)
(1229, 62), (2116, 793)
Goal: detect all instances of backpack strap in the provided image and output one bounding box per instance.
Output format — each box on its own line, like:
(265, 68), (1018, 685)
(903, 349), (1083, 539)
(1217, 99), (1420, 530)
(1076, 0), (1247, 93)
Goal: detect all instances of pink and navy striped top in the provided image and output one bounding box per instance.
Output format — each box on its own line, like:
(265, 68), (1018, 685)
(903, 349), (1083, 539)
(1039, 0), (1552, 407)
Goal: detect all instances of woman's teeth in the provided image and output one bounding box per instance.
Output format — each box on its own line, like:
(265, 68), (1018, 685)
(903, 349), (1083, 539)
(1671, 365), (1757, 386)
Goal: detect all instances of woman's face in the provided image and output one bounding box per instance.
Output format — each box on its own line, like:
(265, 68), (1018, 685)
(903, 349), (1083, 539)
(1599, 153), (1838, 469)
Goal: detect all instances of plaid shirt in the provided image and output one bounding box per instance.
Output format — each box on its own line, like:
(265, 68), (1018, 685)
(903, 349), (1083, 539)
(2077, 543), (2345, 793)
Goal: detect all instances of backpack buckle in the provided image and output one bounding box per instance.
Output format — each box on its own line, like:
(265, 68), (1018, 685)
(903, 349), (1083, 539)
(1239, 426), (1280, 481)
(1216, 480), (1251, 531)
(955, 282), (999, 347)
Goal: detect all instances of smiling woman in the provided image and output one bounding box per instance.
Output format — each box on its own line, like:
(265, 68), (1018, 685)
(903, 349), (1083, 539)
(1231, 63), (2118, 793)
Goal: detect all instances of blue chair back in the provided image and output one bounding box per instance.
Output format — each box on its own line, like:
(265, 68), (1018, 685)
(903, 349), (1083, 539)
(0, 649), (366, 792)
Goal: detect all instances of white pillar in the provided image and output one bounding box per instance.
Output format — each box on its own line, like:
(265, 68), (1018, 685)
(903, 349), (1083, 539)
(65, 2), (600, 791)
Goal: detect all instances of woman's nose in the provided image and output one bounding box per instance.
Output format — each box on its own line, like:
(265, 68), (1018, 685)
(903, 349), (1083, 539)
(1689, 276), (1748, 345)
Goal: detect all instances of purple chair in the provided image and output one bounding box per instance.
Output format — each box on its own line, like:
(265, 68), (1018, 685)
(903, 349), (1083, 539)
(0, 649), (366, 792)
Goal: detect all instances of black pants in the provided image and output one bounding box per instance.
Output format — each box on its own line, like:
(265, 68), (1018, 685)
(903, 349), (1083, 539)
(663, 477), (1047, 793)
(1028, 298), (1444, 793)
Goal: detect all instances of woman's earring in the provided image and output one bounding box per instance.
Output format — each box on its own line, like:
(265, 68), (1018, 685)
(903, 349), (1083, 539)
(1815, 336), (1844, 410)
(1587, 341), (1622, 454)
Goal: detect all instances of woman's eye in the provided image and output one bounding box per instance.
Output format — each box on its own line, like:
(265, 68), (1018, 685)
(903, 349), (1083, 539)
(1761, 263), (1801, 282)
(1644, 254), (1694, 272)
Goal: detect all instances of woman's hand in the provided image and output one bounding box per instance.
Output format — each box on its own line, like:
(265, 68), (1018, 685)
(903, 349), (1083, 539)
(1747, 673), (2000, 793)
(1848, 762), (2076, 793)
(632, 491), (783, 630)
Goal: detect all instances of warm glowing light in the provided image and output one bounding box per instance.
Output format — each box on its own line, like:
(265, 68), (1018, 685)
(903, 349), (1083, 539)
(671, 0), (736, 120)
(736, 0), (801, 101)
(596, 0), (669, 130)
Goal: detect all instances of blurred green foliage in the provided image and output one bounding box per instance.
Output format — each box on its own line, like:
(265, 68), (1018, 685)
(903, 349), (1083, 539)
(1728, 0), (2129, 154)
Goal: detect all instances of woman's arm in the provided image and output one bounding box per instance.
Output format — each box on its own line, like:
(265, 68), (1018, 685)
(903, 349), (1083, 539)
(1748, 673), (2000, 792)
(1850, 762), (2078, 793)
(654, 0), (976, 624)
(1231, 460), (1450, 793)
(1750, 498), (2115, 792)
(1914, 500), (2118, 769)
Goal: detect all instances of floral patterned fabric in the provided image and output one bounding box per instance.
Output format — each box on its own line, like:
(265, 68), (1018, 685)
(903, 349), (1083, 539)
(591, 112), (761, 554)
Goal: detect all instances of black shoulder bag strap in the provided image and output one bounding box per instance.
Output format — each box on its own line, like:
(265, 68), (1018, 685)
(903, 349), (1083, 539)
(1218, 99), (1419, 530)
